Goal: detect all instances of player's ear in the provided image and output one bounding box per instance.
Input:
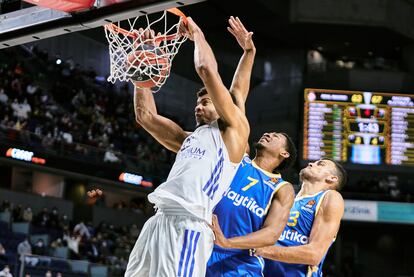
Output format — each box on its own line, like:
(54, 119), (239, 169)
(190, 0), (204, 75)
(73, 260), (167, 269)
(326, 175), (338, 185)
(280, 150), (290, 159)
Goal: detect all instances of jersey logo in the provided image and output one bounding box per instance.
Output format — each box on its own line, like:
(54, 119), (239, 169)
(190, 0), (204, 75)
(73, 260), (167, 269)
(301, 200), (316, 213)
(270, 177), (279, 183)
(180, 135), (194, 152)
(222, 187), (265, 218)
(305, 200), (316, 208)
(279, 229), (308, 245)
(179, 136), (207, 160)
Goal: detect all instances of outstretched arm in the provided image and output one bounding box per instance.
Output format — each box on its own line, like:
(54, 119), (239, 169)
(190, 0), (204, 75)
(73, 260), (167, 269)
(134, 87), (189, 153)
(228, 16), (256, 114)
(184, 17), (247, 129)
(132, 29), (189, 153)
(211, 183), (294, 249)
(255, 191), (344, 266)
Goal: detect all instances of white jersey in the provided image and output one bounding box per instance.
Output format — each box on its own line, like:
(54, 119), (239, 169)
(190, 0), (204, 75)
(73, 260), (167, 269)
(148, 120), (239, 223)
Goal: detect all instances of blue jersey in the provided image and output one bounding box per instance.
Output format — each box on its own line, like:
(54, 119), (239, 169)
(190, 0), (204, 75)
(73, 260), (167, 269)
(264, 190), (332, 277)
(207, 155), (289, 277)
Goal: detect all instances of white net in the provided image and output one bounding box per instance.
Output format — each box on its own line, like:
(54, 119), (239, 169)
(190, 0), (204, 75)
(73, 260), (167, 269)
(104, 9), (187, 92)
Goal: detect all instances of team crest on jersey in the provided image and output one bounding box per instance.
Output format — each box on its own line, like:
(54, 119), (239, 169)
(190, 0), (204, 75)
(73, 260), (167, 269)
(180, 136), (194, 152)
(179, 135), (206, 159)
(301, 199), (316, 213)
(269, 177), (279, 184)
(305, 200), (316, 208)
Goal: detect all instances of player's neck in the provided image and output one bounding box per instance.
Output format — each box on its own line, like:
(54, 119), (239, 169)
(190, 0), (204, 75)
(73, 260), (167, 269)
(298, 181), (328, 196)
(253, 154), (281, 173)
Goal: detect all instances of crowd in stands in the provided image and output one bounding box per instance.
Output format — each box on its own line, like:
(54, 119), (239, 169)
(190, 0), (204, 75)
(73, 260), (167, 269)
(0, 46), (176, 183)
(0, 199), (143, 277)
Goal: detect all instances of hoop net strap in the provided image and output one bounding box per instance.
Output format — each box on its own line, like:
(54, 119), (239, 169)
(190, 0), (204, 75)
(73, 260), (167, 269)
(104, 8), (188, 92)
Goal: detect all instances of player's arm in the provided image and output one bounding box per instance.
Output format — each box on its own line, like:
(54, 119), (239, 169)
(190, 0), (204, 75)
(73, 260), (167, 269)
(228, 16), (256, 114)
(255, 191), (344, 266)
(185, 18), (247, 129)
(134, 87), (189, 153)
(211, 183), (294, 249)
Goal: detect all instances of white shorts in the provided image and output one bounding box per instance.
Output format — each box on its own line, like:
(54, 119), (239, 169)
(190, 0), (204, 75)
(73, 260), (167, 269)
(125, 209), (214, 277)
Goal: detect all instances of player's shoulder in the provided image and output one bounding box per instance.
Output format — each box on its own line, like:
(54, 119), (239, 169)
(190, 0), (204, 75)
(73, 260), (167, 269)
(275, 181), (294, 197)
(319, 190), (344, 216)
(323, 190), (344, 203)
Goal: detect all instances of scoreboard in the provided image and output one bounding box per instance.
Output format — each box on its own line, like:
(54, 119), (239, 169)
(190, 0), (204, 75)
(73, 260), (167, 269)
(303, 88), (414, 166)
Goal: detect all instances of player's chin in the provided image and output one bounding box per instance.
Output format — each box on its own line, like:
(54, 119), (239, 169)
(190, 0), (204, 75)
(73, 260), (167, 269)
(195, 119), (207, 128)
(254, 141), (265, 150)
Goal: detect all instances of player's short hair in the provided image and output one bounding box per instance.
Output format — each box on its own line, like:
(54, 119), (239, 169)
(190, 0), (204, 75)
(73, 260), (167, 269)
(275, 133), (297, 172)
(196, 87), (237, 104)
(196, 87), (208, 98)
(322, 158), (347, 190)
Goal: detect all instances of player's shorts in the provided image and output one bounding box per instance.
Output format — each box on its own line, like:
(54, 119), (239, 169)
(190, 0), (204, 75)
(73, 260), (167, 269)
(264, 259), (313, 277)
(206, 247), (265, 277)
(125, 208), (214, 277)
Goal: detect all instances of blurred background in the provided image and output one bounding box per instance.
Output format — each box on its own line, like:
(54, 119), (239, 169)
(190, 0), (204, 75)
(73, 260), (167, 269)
(0, 0), (413, 276)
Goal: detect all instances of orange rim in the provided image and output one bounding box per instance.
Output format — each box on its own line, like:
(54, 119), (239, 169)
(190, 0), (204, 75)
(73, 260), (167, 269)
(167, 7), (188, 25)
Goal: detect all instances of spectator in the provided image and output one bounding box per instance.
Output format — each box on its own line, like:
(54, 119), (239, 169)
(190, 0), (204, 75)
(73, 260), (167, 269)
(0, 265), (12, 277)
(26, 83), (38, 96)
(45, 270), (52, 277)
(50, 238), (63, 251)
(129, 224), (140, 239)
(85, 237), (100, 263)
(0, 88), (8, 105)
(49, 207), (60, 228)
(17, 238), (32, 257)
(12, 204), (23, 222)
(73, 221), (90, 239)
(22, 206), (33, 222)
(103, 144), (120, 163)
(35, 207), (50, 227)
(1, 200), (11, 212)
(63, 232), (81, 259)
(32, 239), (46, 256)
(60, 214), (70, 231)
(0, 243), (6, 262)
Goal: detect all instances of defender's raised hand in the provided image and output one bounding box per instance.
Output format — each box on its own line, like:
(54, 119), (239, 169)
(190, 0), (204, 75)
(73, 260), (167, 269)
(228, 16), (255, 51)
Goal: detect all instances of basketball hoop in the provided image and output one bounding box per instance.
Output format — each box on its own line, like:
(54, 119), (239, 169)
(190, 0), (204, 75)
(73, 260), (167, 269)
(104, 8), (188, 92)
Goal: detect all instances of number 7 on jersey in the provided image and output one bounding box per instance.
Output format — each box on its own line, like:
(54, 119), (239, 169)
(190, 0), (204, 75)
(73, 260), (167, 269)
(242, 176), (259, 191)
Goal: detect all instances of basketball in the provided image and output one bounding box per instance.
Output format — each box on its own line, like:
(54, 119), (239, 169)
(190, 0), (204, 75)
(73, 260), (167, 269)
(127, 43), (170, 88)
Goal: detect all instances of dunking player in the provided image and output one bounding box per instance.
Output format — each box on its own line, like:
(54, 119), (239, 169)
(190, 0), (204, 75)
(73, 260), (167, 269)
(253, 159), (346, 277)
(205, 18), (296, 277)
(89, 17), (251, 276)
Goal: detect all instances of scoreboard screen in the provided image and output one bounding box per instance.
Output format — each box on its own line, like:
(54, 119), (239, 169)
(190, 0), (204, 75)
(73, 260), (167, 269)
(303, 88), (414, 166)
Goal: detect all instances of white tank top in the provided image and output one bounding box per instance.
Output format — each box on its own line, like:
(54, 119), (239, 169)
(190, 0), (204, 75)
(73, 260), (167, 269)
(148, 120), (239, 223)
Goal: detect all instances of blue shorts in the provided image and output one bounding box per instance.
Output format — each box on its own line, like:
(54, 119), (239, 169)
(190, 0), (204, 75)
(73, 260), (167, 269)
(206, 247), (264, 277)
(264, 259), (308, 277)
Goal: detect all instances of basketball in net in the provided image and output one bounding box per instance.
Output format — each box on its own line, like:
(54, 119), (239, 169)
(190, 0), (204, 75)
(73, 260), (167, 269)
(127, 44), (170, 88)
(104, 8), (188, 92)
